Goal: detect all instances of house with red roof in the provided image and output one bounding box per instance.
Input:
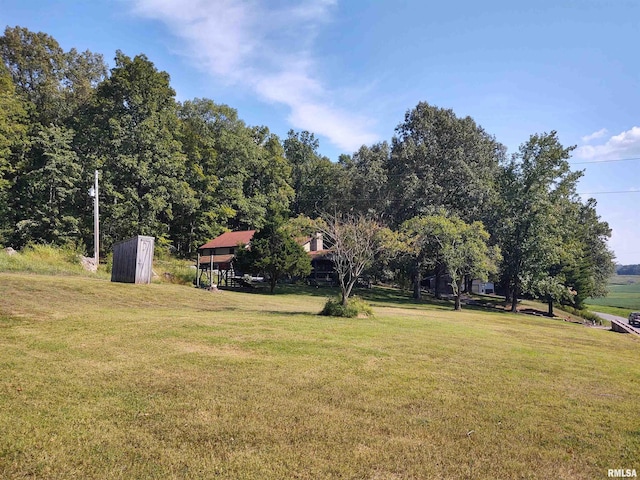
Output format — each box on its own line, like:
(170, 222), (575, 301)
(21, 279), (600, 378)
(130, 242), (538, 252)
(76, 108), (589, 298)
(195, 230), (335, 288)
(196, 230), (255, 287)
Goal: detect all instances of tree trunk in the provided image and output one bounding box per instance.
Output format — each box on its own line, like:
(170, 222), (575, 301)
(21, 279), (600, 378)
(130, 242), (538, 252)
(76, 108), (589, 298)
(454, 279), (463, 310)
(270, 276), (276, 294)
(547, 297), (554, 317)
(510, 284), (519, 312)
(413, 268), (422, 300)
(341, 277), (356, 306)
(504, 277), (512, 304)
(454, 295), (462, 310)
(434, 266), (442, 299)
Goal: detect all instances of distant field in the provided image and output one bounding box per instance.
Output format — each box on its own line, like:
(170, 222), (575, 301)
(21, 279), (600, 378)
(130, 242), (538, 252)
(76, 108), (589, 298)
(586, 275), (640, 316)
(1, 272), (639, 479)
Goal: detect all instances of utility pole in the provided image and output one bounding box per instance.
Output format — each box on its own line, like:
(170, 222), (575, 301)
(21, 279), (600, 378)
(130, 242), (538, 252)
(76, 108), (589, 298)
(89, 170), (99, 267)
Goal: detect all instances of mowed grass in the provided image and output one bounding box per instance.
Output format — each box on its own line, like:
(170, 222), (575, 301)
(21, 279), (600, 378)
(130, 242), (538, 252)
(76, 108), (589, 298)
(587, 275), (640, 317)
(1, 273), (639, 479)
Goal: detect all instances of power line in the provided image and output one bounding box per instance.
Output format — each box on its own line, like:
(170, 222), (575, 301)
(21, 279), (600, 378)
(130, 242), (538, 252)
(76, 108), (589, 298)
(347, 156), (640, 180)
(295, 189), (640, 203)
(571, 156), (640, 165)
(577, 190), (640, 195)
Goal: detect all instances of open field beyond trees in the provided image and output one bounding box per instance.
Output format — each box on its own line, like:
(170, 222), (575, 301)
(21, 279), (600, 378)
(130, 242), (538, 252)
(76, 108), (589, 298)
(1, 272), (639, 479)
(586, 275), (640, 318)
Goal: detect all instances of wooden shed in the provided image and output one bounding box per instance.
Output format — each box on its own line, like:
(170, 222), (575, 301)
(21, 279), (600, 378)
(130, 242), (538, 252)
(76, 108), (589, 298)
(111, 235), (155, 284)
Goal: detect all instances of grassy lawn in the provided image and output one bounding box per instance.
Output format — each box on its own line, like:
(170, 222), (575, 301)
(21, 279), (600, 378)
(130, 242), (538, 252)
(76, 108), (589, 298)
(1, 272), (639, 479)
(586, 275), (640, 318)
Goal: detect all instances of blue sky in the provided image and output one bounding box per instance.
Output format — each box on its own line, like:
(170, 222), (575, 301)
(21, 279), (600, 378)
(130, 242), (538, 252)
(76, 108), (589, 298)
(2, 0), (639, 263)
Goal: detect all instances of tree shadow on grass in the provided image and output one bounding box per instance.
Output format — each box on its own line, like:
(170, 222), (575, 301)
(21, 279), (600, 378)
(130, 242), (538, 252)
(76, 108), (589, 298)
(219, 283), (511, 316)
(220, 283), (341, 298)
(262, 310), (321, 317)
(358, 287), (477, 313)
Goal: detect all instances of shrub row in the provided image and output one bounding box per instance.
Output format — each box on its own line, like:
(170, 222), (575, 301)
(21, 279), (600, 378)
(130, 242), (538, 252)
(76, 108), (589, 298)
(561, 305), (606, 325)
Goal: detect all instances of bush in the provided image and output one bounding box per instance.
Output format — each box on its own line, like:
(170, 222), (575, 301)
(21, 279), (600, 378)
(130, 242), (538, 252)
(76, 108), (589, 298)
(562, 305), (606, 325)
(320, 296), (373, 318)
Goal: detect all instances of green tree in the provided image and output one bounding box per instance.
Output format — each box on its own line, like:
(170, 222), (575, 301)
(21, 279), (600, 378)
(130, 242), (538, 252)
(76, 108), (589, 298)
(280, 214), (319, 235)
(399, 214), (449, 300)
(284, 129), (342, 217)
(400, 213), (497, 308)
(11, 125), (81, 245)
(338, 142), (391, 217)
(388, 102), (504, 226)
(526, 275), (574, 317)
(495, 132), (582, 312)
(439, 218), (497, 310)
(0, 66), (28, 243)
(176, 99), (293, 255)
(0, 26), (66, 126)
(1, 27), (110, 250)
(553, 197), (615, 310)
(62, 48), (108, 125)
(617, 265), (640, 275)
(88, 51), (194, 252)
(236, 222), (311, 293)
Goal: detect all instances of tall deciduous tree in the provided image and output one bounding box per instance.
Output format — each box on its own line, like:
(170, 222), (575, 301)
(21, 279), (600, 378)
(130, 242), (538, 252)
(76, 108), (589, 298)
(284, 129), (342, 217)
(0, 26), (65, 126)
(63, 48), (108, 113)
(339, 142), (391, 218)
(495, 132), (582, 312)
(388, 102), (504, 227)
(88, 51), (193, 252)
(400, 213), (497, 308)
(553, 197), (615, 310)
(175, 99), (293, 255)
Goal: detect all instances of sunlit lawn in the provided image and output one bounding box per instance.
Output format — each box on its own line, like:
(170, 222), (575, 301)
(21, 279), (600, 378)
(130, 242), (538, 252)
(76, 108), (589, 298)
(1, 272), (639, 479)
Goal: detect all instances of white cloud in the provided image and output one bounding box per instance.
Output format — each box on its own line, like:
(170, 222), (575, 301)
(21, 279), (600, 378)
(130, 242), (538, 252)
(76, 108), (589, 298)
(581, 128), (608, 143)
(575, 126), (640, 160)
(128, 0), (377, 152)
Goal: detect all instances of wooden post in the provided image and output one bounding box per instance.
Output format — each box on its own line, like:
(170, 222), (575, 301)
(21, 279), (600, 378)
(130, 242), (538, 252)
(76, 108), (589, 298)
(196, 252), (200, 287)
(93, 170), (99, 267)
(209, 254), (213, 288)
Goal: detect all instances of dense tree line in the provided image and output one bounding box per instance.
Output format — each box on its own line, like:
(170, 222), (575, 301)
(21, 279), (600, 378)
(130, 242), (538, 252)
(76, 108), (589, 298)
(617, 265), (640, 275)
(1, 26), (615, 309)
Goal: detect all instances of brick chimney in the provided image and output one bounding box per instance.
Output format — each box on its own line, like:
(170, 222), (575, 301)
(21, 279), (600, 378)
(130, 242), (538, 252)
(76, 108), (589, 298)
(310, 232), (323, 252)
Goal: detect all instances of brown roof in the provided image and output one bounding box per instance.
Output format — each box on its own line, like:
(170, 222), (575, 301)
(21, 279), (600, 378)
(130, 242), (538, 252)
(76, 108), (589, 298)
(199, 230), (256, 250)
(197, 254), (235, 267)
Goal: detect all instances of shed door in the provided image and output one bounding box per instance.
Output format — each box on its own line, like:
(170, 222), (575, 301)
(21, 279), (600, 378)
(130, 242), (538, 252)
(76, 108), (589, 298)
(136, 238), (154, 284)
